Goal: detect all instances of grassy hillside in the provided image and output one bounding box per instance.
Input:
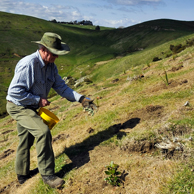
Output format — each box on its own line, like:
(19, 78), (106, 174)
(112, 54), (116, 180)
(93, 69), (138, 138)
(1, 35), (194, 193)
(1, 12), (194, 193)
(1, 12), (194, 116)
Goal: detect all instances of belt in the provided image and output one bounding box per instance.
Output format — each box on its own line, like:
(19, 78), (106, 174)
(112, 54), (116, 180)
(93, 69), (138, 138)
(7, 101), (37, 112)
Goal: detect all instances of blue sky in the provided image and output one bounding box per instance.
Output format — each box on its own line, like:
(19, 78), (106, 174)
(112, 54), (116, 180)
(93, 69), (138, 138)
(0, 0), (194, 28)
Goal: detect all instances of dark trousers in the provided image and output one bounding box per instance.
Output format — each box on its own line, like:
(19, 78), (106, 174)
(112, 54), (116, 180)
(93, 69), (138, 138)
(6, 101), (55, 176)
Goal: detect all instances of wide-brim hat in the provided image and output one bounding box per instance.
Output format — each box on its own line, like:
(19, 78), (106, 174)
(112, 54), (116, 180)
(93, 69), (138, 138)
(32, 32), (70, 55)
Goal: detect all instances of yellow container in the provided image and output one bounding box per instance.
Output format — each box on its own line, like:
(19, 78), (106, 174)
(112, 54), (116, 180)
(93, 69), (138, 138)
(38, 107), (59, 130)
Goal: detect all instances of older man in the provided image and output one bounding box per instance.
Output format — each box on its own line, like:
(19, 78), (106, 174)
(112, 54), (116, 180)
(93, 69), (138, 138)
(6, 32), (95, 188)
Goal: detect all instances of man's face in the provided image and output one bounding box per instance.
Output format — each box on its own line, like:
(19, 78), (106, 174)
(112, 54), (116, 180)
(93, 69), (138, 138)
(43, 49), (58, 64)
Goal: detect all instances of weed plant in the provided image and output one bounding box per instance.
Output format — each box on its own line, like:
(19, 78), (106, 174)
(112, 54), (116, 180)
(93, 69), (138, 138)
(159, 70), (169, 86)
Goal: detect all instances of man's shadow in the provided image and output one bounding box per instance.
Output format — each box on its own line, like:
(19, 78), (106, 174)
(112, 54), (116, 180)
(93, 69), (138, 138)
(56, 117), (140, 178)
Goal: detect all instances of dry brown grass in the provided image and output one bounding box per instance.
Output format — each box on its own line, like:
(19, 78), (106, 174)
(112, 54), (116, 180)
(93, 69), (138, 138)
(1, 47), (194, 193)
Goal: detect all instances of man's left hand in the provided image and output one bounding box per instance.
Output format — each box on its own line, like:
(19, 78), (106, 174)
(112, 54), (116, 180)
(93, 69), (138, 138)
(81, 97), (98, 115)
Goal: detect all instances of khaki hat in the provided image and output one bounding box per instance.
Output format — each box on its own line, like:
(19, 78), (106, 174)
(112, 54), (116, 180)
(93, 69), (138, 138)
(32, 32), (70, 55)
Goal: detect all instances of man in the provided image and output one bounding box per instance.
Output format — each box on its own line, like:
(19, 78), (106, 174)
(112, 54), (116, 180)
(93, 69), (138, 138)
(6, 32), (96, 188)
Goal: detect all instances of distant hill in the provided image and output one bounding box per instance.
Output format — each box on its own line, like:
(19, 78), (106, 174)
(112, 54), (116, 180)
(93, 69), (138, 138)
(0, 11), (194, 116)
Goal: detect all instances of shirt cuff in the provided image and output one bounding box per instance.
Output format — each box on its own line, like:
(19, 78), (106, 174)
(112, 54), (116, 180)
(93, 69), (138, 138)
(79, 96), (85, 103)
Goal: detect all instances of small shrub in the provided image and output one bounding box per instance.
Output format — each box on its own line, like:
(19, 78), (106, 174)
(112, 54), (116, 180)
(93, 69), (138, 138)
(152, 57), (161, 62)
(165, 53), (172, 58)
(95, 25), (100, 31)
(170, 44), (186, 54)
(104, 161), (121, 187)
(173, 55), (177, 60)
(186, 38), (194, 46)
(146, 62), (150, 67)
(170, 44), (174, 51)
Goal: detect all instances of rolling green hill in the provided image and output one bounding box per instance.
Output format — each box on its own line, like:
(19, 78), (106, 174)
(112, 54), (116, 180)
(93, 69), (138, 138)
(0, 11), (194, 116)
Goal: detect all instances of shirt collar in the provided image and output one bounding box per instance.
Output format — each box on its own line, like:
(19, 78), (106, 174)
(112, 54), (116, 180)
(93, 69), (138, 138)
(36, 50), (46, 68)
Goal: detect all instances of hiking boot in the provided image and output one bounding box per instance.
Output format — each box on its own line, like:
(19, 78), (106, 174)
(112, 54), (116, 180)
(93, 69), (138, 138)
(17, 174), (31, 184)
(29, 168), (39, 177)
(41, 175), (65, 188)
(17, 168), (39, 184)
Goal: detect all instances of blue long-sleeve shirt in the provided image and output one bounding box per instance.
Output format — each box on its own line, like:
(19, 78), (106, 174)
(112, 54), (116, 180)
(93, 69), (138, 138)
(6, 50), (82, 109)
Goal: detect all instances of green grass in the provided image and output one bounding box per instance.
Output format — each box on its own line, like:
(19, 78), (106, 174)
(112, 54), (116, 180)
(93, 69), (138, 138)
(31, 181), (59, 194)
(0, 160), (15, 179)
(162, 159), (194, 193)
(171, 118), (194, 127)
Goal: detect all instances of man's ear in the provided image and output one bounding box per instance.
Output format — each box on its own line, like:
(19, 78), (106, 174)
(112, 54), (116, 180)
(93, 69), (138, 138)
(39, 46), (47, 59)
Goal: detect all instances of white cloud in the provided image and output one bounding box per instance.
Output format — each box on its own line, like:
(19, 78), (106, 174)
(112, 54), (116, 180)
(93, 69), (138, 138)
(0, 0), (82, 22)
(98, 17), (138, 28)
(0, 0), (168, 28)
(106, 0), (163, 6)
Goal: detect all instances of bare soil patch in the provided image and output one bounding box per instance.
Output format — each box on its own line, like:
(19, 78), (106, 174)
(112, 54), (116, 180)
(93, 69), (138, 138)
(0, 149), (14, 160)
(60, 146), (176, 194)
(128, 105), (164, 121)
(150, 79), (188, 93)
(0, 180), (20, 194)
(52, 133), (67, 143)
(169, 63), (183, 72)
(1, 130), (13, 135)
(121, 139), (157, 153)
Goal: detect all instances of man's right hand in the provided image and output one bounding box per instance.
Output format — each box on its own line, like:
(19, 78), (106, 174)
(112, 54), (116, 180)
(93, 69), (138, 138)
(39, 98), (51, 107)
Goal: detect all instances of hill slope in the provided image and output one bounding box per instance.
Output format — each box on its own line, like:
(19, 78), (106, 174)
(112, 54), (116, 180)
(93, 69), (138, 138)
(1, 12), (194, 117)
(1, 39), (194, 193)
